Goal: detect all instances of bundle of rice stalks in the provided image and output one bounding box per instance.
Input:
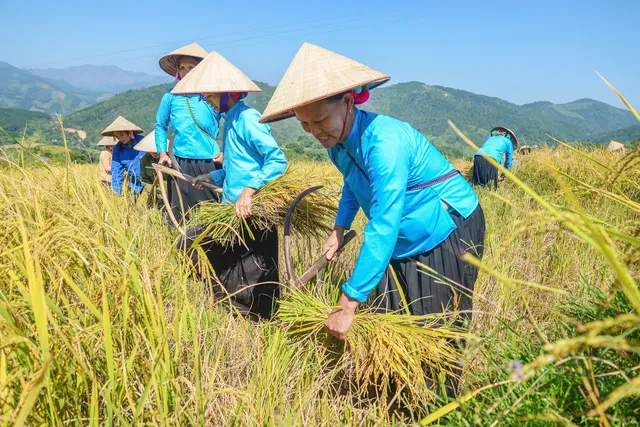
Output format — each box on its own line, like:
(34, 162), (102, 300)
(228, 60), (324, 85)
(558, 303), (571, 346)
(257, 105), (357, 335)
(192, 164), (338, 246)
(278, 291), (472, 404)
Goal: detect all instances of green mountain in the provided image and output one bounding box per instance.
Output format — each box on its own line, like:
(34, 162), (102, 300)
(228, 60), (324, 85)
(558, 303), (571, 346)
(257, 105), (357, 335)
(521, 98), (637, 139)
(366, 82), (637, 146)
(66, 80), (635, 146)
(64, 83), (173, 143)
(1, 77), (626, 163)
(590, 123), (640, 146)
(0, 61), (97, 114)
(0, 107), (51, 134)
(63, 81), (314, 148)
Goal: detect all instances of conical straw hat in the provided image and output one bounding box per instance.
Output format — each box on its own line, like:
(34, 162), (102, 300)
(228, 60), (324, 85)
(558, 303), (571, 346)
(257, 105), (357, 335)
(606, 140), (624, 152)
(519, 145), (532, 155)
(133, 130), (158, 153)
(159, 42), (208, 76)
(491, 126), (519, 147)
(260, 43), (390, 123)
(101, 116), (144, 137)
(97, 136), (116, 146)
(170, 50), (262, 95)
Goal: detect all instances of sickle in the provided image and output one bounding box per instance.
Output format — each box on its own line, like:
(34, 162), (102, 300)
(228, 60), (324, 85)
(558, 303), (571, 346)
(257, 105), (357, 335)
(167, 136), (182, 174)
(168, 150), (183, 174)
(284, 186), (357, 289)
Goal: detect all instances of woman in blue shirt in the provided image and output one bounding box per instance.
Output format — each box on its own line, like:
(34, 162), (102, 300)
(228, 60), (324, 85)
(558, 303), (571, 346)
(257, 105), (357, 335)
(261, 43), (485, 343)
(101, 116), (146, 197)
(472, 127), (518, 189)
(172, 50), (288, 319)
(155, 43), (222, 222)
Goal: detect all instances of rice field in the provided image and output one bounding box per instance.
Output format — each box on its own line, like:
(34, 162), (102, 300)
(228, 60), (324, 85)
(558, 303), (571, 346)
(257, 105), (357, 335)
(0, 139), (639, 425)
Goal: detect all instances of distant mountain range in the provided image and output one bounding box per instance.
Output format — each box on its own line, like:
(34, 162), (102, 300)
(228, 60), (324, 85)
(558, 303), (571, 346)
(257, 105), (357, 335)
(29, 65), (171, 94)
(1, 60), (637, 154)
(365, 82), (636, 146)
(0, 61), (96, 115)
(0, 61), (171, 115)
(62, 80), (637, 149)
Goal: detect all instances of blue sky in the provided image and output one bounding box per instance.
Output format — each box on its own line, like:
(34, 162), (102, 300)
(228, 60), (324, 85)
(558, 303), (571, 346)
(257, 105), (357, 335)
(2, 0), (638, 108)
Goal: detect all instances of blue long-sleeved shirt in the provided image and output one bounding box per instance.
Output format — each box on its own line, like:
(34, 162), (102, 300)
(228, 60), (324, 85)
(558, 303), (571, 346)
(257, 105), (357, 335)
(154, 90), (221, 159)
(475, 135), (514, 171)
(209, 101), (287, 203)
(111, 135), (146, 195)
(329, 109), (480, 302)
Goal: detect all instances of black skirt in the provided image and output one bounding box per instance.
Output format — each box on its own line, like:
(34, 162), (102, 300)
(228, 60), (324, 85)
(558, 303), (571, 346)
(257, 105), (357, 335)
(178, 225), (280, 319)
(372, 204), (486, 321)
(472, 155), (498, 190)
(167, 156), (222, 223)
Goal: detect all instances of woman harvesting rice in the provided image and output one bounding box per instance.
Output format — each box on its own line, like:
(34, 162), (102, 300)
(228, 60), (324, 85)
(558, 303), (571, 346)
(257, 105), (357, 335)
(172, 50), (288, 319)
(260, 43), (485, 339)
(97, 136), (116, 187)
(102, 116), (146, 197)
(155, 43), (222, 221)
(472, 126), (518, 189)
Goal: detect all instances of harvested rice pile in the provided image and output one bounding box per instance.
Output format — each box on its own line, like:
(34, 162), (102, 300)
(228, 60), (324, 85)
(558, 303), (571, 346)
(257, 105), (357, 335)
(278, 291), (470, 404)
(192, 164), (339, 246)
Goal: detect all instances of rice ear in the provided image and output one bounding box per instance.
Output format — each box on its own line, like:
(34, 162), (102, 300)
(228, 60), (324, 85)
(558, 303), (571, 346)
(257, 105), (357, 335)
(191, 164), (339, 247)
(278, 291), (471, 405)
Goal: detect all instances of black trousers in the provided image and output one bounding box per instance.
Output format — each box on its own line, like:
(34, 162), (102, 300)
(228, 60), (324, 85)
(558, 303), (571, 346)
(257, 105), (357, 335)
(167, 156), (222, 223)
(472, 155), (498, 190)
(178, 225), (280, 319)
(373, 204), (485, 319)
(373, 205), (486, 398)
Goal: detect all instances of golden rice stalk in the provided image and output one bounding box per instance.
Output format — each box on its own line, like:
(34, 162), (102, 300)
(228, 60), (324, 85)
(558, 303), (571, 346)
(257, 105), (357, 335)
(192, 164), (338, 246)
(278, 291), (471, 403)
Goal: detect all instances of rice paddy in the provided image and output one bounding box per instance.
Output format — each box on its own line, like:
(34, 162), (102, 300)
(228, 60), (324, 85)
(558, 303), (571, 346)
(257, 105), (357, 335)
(0, 134), (638, 425)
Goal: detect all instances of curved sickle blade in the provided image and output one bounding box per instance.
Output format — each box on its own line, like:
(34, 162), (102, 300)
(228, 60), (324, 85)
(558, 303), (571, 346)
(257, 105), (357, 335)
(167, 137), (183, 174)
(284, 186), (358, 289)
(168, 150), (182, 174)
(284, 186), (324, 286)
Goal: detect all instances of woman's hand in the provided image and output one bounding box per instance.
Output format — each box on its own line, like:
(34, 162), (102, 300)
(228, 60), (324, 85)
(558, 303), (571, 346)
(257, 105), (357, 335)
(323, 226), (346, 261)
(192, 173), (213, 190)
(235, 187), (257, 218)
(325, 292), (359, 340)
(159, 152), (172, 167)
(213, 153), (223, 164)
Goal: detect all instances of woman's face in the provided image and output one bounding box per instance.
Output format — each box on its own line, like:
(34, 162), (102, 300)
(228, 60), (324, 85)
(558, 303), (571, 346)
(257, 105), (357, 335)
(294, 93), (351, 149)
(112, 131), (131, 144)
(106, 145), (114, 153)
(204, 93), (222, 112)
(178, 56), (199, 79)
